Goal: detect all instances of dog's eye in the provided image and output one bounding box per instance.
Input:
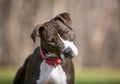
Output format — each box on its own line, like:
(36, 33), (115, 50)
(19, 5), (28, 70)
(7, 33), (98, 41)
(48, 38), (54, 42)
(48, 39), (56, 45)
(49, 41), (56, 46)
(49, 42), (56, 46)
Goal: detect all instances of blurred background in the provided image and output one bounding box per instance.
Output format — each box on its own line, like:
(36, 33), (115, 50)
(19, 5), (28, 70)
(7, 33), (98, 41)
(0, 0), (120, 84)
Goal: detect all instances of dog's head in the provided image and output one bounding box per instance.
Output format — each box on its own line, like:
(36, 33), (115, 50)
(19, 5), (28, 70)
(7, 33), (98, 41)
(31, 12), (78, 60)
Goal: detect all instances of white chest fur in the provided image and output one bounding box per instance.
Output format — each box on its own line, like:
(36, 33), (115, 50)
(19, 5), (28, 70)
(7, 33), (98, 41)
(36, 61), (67, 84)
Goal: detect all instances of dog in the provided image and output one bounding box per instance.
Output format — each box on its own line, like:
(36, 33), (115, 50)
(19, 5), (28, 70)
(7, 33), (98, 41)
(13, 12), (78, 84)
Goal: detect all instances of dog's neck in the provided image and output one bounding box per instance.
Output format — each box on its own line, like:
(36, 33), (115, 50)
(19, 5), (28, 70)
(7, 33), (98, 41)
(36, 61), (67, 84)
(40, 44), (63, 66)
(37, 44), (67, 84)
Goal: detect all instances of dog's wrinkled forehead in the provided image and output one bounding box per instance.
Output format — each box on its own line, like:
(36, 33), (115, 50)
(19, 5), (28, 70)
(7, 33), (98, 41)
(43, 13), (74, 41)
(54, 12), (72, 28)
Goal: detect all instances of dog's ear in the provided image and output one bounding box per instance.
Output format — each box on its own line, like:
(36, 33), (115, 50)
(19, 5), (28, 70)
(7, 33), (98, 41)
(55, 12), (72, 27)
(30, 24), (45, 43)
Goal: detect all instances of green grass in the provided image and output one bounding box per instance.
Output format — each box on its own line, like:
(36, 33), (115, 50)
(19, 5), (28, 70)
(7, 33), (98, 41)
(0, 67), (120, 84)
(0, 68), (16, 84)
(75, 68), (120, 84)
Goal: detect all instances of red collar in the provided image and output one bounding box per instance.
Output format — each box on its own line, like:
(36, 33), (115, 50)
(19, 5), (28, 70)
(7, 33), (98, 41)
(40, 45), (62, 66)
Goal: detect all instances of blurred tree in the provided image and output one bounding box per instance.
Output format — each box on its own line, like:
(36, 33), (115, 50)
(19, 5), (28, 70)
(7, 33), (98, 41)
(0, 0), (12, 65)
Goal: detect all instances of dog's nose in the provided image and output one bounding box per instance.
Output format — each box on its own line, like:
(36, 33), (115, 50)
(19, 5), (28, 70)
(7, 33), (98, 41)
(63, 47), (73, 56)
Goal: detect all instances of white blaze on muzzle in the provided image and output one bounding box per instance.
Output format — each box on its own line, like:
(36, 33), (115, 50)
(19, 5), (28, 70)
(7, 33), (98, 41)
(58, 34), (78, 57)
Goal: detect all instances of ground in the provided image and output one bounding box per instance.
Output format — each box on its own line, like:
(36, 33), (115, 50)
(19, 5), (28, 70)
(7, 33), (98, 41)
(0, 67), (120, 84)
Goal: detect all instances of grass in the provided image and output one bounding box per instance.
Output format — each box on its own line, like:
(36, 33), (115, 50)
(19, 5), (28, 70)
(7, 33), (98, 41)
(0, 67), (16, 84)
(75, 68), (120, 84)
(0, 67), (120, 84)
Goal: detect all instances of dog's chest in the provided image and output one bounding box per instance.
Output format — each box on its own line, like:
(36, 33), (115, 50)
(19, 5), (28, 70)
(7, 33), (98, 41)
(36, 61), (67, 84)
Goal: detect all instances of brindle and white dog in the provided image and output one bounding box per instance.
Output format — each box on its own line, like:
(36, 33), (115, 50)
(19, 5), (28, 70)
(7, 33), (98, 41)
(13, 12), (78, 84)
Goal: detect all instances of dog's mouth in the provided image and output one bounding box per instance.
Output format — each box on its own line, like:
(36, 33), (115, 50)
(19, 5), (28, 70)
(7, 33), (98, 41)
(43, 47), (78, 62)
(40, 45), (63, 65)
(43, 51), (73, 64)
